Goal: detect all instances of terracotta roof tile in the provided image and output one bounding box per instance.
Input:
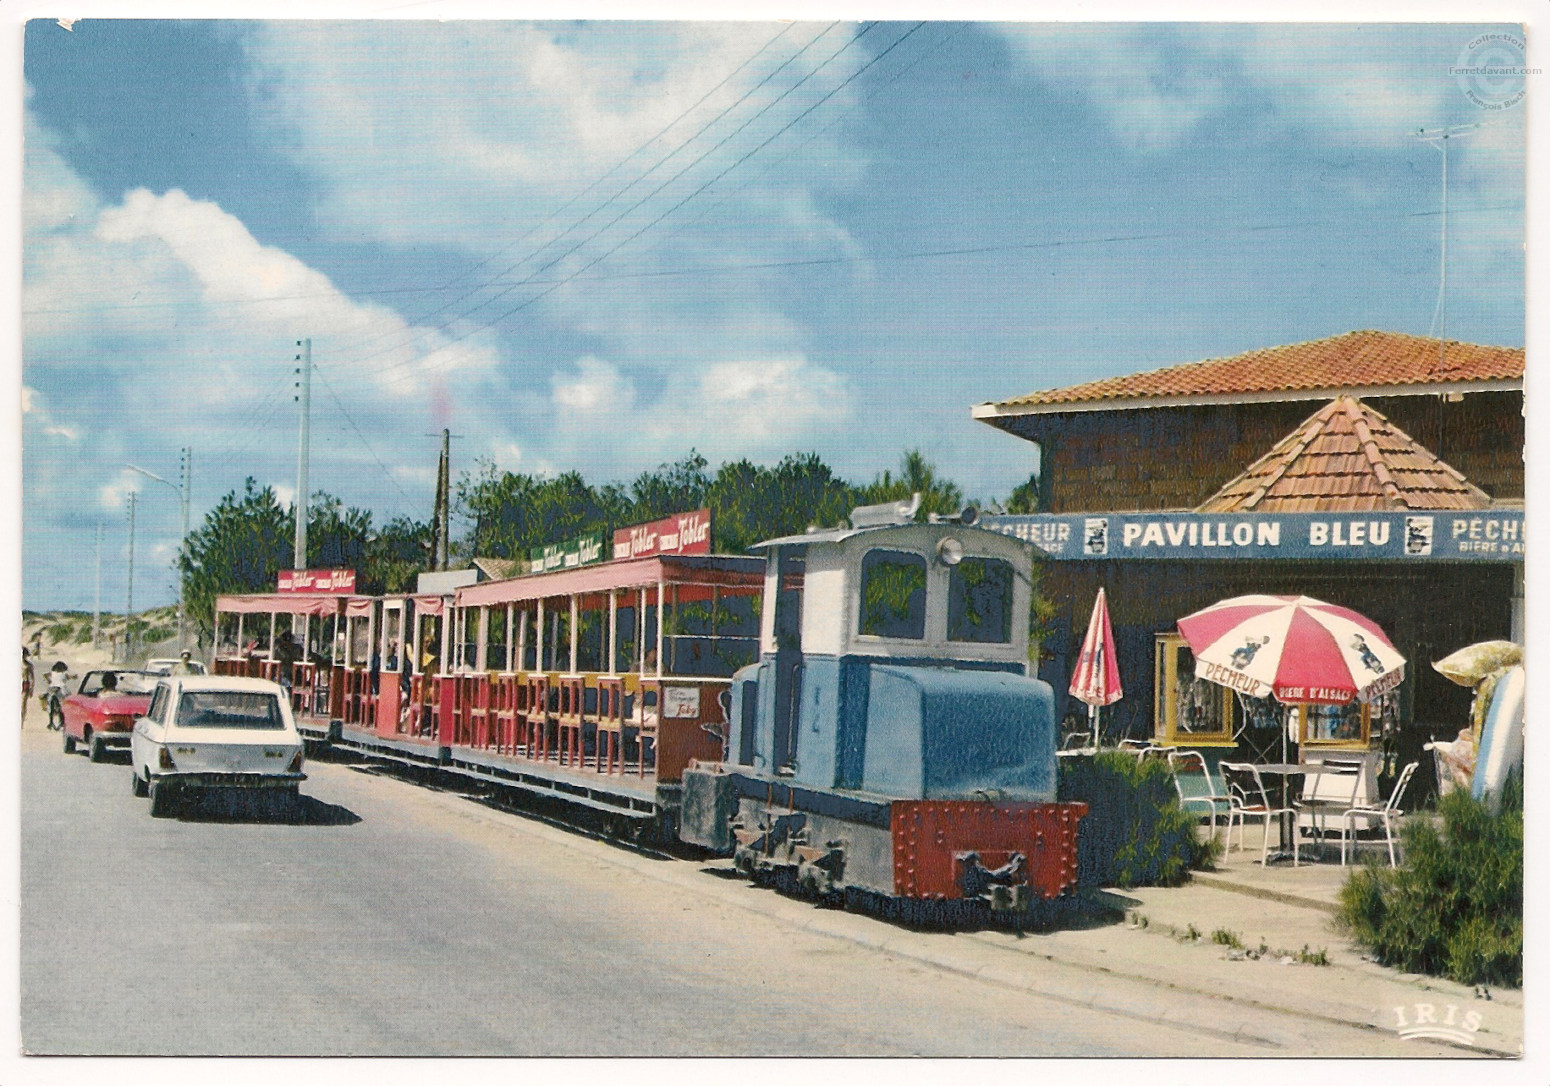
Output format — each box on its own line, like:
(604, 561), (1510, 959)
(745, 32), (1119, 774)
(1196, 397), (1492, 513)
(991, 330), (1523, 410)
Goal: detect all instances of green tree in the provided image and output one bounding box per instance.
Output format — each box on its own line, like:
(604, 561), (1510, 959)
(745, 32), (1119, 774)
(1006, 472), (1041, 514)
(307, 493), (374, 574)
(857, 449), (964, 520)
(630, 451), (710, 522)
(179, 478), (292, 642)
(362, 515), (433, 594)
(707, 453), (853, 553)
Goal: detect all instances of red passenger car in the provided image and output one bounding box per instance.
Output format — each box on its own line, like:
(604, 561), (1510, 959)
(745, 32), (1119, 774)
(62, 669), (156, 762)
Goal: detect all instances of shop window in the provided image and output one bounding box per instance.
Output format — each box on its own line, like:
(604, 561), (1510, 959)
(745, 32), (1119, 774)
(1294, 702), (1371, 750)
(947, 558), (1013, 644)
(859, 549), (927, 640)
(1154, 633), (1235, 747)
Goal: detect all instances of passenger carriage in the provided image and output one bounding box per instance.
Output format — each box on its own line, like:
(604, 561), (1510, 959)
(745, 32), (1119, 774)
(212, 591), (367, 737)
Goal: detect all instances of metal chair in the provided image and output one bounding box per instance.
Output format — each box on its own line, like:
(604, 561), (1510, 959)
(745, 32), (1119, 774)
(1168, 750), (1232, 837)
(1294, 758), (1365, 860)
(1220, 762), (1303, 866)
(1341, 761), (1419, 867)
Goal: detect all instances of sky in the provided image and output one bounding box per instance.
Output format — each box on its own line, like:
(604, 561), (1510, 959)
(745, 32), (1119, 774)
(16, 11), (1530, 611)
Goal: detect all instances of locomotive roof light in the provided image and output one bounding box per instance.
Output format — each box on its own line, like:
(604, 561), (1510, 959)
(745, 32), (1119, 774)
(935, 537), (965, 567)
(927, 504), (979, 526)
(849, 492), (921, 528)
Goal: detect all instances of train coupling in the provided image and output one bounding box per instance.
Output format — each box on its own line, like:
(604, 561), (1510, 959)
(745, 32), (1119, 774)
(731, 810), (805, 876)
(957, 850), (1032, 912)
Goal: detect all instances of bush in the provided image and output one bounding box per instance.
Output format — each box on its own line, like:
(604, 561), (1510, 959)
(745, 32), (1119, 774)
(1338, 774), (1522, 987)
(1058, 751), (1214, 889)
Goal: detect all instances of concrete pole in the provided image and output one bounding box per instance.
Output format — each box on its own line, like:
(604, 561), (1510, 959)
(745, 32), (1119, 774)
(92, 521), (102, 649)
(177, 447), (191, 650)
(124, 492), (136, 663)
(293, 338), (311, 571)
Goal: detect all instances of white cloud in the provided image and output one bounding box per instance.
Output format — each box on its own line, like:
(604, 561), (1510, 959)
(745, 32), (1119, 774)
(682, 359), (849, 443)
(240, 22), (867, 378)
(551, 357), (634, 412)
(997, 25), (1521, 154)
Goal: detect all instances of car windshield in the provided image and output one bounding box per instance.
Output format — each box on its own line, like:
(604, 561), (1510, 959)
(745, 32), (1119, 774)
(174, 691), (285, 730)
(80, 671), (156, 696)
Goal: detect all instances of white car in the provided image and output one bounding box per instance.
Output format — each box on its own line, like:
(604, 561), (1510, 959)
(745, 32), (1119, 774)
(145, 657), (208, 676)
(130, 676), (306, 817)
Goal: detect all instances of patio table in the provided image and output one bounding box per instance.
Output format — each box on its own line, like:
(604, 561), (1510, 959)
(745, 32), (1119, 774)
(1253, 763), (1326, 862)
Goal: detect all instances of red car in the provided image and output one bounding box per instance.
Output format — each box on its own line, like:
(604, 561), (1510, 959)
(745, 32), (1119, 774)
(62, 670), (156, 762)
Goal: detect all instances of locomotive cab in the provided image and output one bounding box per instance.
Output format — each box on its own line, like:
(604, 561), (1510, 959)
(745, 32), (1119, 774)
(681, 503), (1085, 912)
(732, 515), (1051, 798)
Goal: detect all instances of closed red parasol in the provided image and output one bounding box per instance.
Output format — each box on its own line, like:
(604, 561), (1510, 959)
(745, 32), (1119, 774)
(1069, 588), (1123, 747)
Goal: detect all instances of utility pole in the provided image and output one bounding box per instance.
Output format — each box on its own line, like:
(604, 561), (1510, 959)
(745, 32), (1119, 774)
(127, 446), (192, 650)
(125, 491), (137, 663)
(426, 429), (461, 571)
(92, 521), (102, 649)
(1415, 123), (1484, 360)
(294, 337), (312, 570)
(437, 428), (450, 570)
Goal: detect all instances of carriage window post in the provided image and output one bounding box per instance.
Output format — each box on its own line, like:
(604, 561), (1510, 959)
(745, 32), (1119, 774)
(476, 605), (490, 673)
(569, 594), (579, 675)
(656, 579), (665, 678)
(608, 590), (618, 676)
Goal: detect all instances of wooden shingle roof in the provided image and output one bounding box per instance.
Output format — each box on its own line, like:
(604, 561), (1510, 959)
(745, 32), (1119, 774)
(978, 330), (1523, 415)
(1197, 397), (1492, 513)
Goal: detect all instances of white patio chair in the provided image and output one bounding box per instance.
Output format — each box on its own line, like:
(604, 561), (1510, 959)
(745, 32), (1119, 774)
(1341, 761), (1419, 867)
(1294, 758), (1364, 859)
(1167, 750), (1232, 837)
(1221, 762), (1303, 866)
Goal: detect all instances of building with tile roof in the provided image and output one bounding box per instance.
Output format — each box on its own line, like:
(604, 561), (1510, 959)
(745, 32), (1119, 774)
(1197, 396), (1492, 513)
(973, 331), (1523, 792)
(974, 331), (1523, 513)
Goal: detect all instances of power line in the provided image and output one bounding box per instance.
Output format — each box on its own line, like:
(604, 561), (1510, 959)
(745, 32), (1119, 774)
(326, 23), (887, 383)
(323, 23), (856, 373)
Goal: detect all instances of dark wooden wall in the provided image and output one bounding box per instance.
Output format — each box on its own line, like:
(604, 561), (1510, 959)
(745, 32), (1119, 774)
(1020, 391), (1522, 513)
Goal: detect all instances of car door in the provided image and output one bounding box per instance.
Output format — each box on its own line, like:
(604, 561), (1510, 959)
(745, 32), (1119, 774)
(62, 674), (95, 738)
(132, 682), (173, 777)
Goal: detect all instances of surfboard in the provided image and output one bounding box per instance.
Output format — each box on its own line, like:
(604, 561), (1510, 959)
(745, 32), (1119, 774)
(1471, 664), (1524, 812)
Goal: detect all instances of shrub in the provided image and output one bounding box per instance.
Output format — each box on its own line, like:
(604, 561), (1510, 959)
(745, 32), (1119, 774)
(1058, 751), (1213, 889)
(1338, 774), (1521, 987)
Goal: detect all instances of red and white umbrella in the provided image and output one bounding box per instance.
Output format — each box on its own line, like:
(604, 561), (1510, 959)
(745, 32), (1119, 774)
(1070, 588), (1122, 746)
(1071, 588), (1123, 707)
(1176, 594), (1405, 706)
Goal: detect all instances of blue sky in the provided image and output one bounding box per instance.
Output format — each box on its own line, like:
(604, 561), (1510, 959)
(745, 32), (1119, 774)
(18, 14), (1528, 611)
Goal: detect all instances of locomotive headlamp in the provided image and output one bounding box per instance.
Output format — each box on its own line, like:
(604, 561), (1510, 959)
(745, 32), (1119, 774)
(935, 537), (964, 566)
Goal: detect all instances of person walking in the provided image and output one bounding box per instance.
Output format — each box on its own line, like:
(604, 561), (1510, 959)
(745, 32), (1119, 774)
(21, 647), (35, 726)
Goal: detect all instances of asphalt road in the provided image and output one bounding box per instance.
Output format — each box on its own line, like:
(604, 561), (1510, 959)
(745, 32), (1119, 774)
(16, 724), (1414, 1057)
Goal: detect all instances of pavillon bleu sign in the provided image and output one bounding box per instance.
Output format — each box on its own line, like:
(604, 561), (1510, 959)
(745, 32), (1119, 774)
(982, 511), (1524, 563)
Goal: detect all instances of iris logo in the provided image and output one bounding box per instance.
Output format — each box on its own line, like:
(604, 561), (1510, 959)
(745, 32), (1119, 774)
(1392, 1002), (1482, 1045)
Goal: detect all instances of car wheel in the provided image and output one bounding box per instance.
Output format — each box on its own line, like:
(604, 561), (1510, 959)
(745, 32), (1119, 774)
(62, 729), (76, 755)
(132, 769), (149, 798)
(148, 779), (175, 818)
(88, 736), (105, 763)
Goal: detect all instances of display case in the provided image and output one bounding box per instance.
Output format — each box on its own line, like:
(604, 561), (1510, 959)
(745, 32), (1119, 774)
(1153, 633), (1235, 747)
(1293, 701), (1372, 750)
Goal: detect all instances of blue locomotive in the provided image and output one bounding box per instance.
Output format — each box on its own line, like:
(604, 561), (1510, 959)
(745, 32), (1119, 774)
(679, 500), (1086, 914)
